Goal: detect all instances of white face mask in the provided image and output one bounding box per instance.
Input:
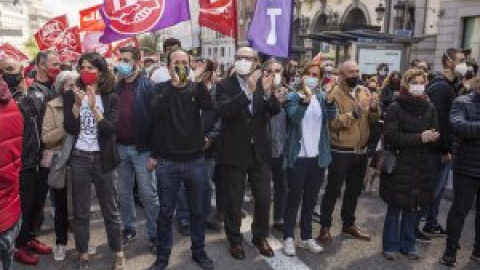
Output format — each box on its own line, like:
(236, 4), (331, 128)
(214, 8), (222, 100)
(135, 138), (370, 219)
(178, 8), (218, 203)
(455, 62), (469, 76)
(235, 59), (253, 76)
(274, 73), (282, 87)
(409, 84), (425, 96)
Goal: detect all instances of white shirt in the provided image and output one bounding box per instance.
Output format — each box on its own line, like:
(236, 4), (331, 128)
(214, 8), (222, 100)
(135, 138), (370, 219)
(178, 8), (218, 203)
(298, 96), (323, 158)
(75, 95), (104, 152)
(236, 75), (253, 112)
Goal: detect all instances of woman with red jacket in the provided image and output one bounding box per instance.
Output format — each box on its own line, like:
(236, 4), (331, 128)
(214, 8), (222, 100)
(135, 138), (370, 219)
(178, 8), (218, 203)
(0, 75), (24, 270)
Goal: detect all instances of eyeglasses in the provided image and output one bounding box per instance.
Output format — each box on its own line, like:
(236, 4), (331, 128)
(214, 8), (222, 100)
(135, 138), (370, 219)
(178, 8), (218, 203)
(266, 69), (282, 74)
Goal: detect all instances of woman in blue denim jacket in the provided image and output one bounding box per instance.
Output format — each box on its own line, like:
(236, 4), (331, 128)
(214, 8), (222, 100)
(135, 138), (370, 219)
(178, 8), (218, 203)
(282, 62), (337, 256)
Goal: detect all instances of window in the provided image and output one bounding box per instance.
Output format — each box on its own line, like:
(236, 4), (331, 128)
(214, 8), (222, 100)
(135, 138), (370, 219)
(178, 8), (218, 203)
(208, 48), (212, 57)
(221, 47), (225, 57)
(463, 16), (480, 61)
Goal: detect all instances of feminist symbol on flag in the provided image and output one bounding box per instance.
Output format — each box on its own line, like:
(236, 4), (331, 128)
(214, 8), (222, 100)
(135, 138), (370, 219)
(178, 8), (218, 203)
(103, 0), (165, 35)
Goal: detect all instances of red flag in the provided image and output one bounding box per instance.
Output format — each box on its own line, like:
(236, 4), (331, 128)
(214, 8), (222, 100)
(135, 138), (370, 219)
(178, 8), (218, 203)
(112, 37), (139, 57)
(82, 31), (112, 58)
(199, 0), (211, 8)
(0, 43), (29, 62)
(199, 0), (237, 39)
(79, 5), (106, 32)
(34, 15), (69, 50)
(54, 27), (82, 63)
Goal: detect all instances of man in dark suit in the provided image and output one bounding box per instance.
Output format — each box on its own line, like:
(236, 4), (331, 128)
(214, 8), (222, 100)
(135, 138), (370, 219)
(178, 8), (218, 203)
(216, 47), (281, 260)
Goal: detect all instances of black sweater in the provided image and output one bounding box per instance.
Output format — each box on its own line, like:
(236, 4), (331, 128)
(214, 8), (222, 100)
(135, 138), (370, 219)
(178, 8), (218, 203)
(150, 81), (213, 161)
(426, 73), (459, 154)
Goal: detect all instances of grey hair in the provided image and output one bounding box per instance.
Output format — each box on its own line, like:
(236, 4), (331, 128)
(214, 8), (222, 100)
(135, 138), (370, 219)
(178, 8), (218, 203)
(262, 58), (283, 72)
(54, 70), (79, 93)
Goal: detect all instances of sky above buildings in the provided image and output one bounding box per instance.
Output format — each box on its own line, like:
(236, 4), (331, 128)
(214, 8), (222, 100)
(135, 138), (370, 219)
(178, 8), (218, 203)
(43, 0), (101, 25)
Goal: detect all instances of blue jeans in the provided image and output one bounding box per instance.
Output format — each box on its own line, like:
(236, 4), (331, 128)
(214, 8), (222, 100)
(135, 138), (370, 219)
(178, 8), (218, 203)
(155, 157), (207, 258)
(0, 220), (20, 270)
(117, 145), (160, 240)
(176, 158), (215, 223)
(284, 158), (325, 240)
(425, 152), (452, 229)
(383, 204), (417, 253)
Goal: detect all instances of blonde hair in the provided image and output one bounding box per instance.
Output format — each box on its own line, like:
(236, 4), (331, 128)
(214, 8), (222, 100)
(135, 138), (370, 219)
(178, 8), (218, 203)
(402, 68), (427, 87)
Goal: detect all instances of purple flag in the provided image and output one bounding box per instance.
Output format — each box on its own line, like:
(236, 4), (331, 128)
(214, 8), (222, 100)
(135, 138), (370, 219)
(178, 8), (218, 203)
(247, 0), (294, 58)
(100, 0), (190, 43)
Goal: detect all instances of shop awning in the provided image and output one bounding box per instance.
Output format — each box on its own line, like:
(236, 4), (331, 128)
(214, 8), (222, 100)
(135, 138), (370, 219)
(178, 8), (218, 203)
(301, 29), (427, 45)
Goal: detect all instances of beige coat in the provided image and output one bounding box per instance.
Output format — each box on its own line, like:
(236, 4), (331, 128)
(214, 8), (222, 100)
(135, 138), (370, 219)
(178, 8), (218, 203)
(327, 80), (380, 152)
(42, 97), (65, 151)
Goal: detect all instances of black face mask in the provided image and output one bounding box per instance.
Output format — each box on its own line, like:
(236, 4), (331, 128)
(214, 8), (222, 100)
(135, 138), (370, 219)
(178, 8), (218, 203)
(2, 72), (22, 90)
(465, 71), (474, 80)
(174, 65), (190, 83)
(345, 77), (359, 88)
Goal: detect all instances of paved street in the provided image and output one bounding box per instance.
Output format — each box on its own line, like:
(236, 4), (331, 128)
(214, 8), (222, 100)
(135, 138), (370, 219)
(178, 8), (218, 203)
(14, 190), (478, 270)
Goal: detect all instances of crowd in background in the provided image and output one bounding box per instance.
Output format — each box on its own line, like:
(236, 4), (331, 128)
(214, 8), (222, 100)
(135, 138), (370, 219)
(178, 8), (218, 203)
(0, 38), (479, 270)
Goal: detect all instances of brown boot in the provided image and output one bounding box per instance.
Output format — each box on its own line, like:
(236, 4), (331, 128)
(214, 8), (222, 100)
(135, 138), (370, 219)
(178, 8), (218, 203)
(342, 225), (371, 241)
(316, 227), (332, 245)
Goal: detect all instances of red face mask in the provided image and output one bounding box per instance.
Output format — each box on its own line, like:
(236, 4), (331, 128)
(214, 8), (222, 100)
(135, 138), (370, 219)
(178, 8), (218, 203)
(80, 70), (99, 86)
(47, 67), (60, 80)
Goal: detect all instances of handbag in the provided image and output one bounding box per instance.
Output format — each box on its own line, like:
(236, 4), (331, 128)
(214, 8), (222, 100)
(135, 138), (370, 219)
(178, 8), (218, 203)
(371, 149), (397, 175)
(48, 134), (75, 189)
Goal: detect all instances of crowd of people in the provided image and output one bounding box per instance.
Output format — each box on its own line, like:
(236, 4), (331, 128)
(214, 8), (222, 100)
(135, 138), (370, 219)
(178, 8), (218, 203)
(0, 38), (479, 270)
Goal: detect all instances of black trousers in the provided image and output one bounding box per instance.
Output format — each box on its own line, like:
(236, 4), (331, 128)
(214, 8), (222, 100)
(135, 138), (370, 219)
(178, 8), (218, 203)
(16, 167), (50, 247)
(51, 187), (68, 245)
(219, 160), (271, 245)
(271, 156), (287, 223)
(320, 151), (367, 228)
(446, 174), (480, 251)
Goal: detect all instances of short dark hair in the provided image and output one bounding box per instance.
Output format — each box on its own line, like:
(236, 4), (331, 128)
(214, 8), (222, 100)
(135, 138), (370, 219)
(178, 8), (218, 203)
(262, 58), (283, 72)
(77, 52), (115, 94)
(163, 38), (181, 53)
(442, 48), (462, 67)
(467, 59), (478, 75)
(119, 46), (141, 61)
(377, 63), (389, 72)
(410, 59), (420, 68)
(34, 50), (57, 66)
(167, 48), (189, 67)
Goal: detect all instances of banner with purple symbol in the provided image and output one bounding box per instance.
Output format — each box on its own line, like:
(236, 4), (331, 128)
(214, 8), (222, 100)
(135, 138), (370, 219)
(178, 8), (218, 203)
(247, 0), (294, 58)
(100, 0), (190, 43)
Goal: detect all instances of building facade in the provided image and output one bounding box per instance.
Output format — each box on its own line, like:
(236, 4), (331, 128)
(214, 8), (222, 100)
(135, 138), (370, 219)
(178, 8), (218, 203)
(434, 0), (480, 70)
(24, 0), (50, 34)
(0, 0), (29, 49)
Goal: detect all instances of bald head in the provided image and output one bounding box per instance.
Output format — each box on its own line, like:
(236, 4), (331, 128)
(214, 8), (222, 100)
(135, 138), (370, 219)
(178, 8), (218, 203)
(2, 57), (22, 75)
(339, 60), (360, 88)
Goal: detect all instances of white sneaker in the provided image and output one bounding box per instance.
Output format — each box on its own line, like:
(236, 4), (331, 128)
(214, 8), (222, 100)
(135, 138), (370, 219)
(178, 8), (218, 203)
(299, 239), (324, 253)
(88, 245), (97, 256)
(53, 245), (66, 261)
(283, 238), (296, 256)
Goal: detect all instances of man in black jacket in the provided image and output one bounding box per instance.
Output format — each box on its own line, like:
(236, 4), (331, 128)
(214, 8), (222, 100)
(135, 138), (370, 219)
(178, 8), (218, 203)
(147, 49), (214, 270)
(422, 48), (466, 240)
(216, 47), (281, 260)
(440, 78), (480, 267)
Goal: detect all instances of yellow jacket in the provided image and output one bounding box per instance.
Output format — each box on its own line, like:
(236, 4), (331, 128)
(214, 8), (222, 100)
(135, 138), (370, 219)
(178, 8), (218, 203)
(327, 80), (380, 152)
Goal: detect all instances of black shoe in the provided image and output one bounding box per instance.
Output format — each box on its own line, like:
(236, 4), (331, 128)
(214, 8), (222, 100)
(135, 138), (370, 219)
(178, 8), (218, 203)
(415, 229), (432, 243)
(440, 246), (458, 267)
(148, 258), (169, 270)
(176, 220), (190, 236)
(192, 251), (214, 269)
(122, 230), (137, 246)
(471, 250), (480, 263)
(423, 224), (447, 237)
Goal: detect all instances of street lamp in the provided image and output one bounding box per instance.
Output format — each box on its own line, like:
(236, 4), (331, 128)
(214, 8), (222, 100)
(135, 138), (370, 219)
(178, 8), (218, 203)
(375, 2), (386, 25)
